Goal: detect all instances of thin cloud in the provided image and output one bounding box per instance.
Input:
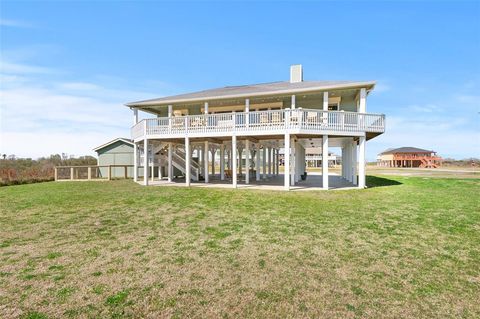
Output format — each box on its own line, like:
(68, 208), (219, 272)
(0, 18), (33, 28)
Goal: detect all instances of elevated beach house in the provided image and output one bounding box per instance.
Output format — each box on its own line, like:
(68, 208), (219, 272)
(127, 65), (385, 190)
(377, 147), (441, 168)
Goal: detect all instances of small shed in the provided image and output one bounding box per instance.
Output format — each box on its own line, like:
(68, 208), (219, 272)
(94, 138), (134, 178)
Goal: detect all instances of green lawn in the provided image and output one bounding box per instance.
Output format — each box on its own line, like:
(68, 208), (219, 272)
(0, 176), (479, 318)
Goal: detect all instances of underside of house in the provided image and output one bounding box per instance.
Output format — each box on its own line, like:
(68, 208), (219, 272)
(127, 65), (386, 190)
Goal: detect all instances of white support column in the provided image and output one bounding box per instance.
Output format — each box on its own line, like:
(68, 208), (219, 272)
(204, 141), (209, 183)
(133, 142), (138, 182)
(276, 149), (280, 175)
(284, 134), (290, 190)
(358, 135), (366, 188)
(256, 146), (261, 181)
(232, 135), (237, 188)
(245, 98), (250, 127)
(322, 135), (329, 190)
(168, 143), (173, 182)
(267, 147), (272, 176)
(220, 144), (225, 180)
(290, 137), (295, 185)
(151, 151), (154, 182)
(245, 140), (250, 184)
(262, 147), (267, 179)
(211, 148), (215, 176)
(352, 140), (358, 185)
(238, 147), (243, 176)
(143, 138), (149, 186)
(204, 102), (209, 114)
(168, 105), (172, 130)
(341, 147), (345, 179)
(359, 88), (366, 113)
(133, 108), (138, 125)
(185, 137), (191, 186)
(291, 95), (296, 109)
(323, 92), (329, 111)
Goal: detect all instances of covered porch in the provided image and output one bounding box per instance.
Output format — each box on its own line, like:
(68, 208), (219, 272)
(133, 134), (366, 191)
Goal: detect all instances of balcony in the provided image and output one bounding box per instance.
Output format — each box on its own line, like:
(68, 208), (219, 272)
(131, 108), (385, 141)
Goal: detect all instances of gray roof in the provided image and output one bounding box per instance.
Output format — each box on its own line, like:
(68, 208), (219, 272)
(380, 147), (434, 155)
(126, 80), (376, 107)
(93, 138), (133, 152)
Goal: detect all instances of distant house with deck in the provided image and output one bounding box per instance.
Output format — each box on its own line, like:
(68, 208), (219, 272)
(377, 147), (442, 168)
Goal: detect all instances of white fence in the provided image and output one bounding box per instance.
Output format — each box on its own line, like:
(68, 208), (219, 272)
(132, 108), (385, 140)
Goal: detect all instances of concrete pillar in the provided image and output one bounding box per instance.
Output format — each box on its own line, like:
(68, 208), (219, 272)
(220, 144), (225, 180)
(256, 146), (261, 181)
(322, 135), (329, 189)
(168, 143), (173, 182)
(211, 148), (216, 176)
(352, 140), (358, 185)
(262, 147), (267, 179)
(204, 141), (209, 183)
(284, 134), (290, 190)
(185, 137), (191, 186)
(276, 149), (279, 175)
(290, 137), (295, 185)
(267, 147), (272, 176)
(358, 135), (366, 188)
(144, 138), (149, 186)
(232, 135), (237, 188)
(133, 142), (138, 182)
(245, 140), (250, 184)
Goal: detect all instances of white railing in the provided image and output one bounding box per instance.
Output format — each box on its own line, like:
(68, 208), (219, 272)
(132, 109), (385, 140)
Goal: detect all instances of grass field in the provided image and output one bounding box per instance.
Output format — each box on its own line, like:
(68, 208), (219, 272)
(1, 175), (479, 318)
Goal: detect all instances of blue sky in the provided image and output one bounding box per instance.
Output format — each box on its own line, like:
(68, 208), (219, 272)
(1, 1), (479, 160)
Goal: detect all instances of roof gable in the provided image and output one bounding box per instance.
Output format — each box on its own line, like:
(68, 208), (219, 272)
(93, 138), (133, 152)
(380, 147), (434, 155)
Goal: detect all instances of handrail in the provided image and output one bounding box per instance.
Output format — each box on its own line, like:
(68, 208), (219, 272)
(131, 108), (385, 140)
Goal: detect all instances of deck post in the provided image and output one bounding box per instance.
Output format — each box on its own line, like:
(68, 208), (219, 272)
(232, 135), (237, 188)
(245, 140), (250, 184)
(54, 167), (58, 181)
(70, 167), (74, 180)
(358, 135), (366, 188)
(262, 147), (266, 179)
(144, 138), (149, 186)
(284, 133), (290, 190)
(185, 136), (190, 186)
(124, 166), (127, 179)
(151, 152), (154, 182)
(256, 146), (261, 181)
(322, 135), (329, 189)
(291, 95), (296, 109)
(133, 108), (138, 125)
(352, 140), (358, 185)
(267, 147), (272, 177)
(211, 148), (215, 176)
(220, 144), (225, 180)
(168, 105), (172, 132)
(245, 98), (250, 128)
(88, 167), (92, 180)
(276, 149), (279, 175)
(204, 141), (209, 183)
(168, 143), (172, 182)
(133, 142), (138, 182)
(290, 137), (295, 185)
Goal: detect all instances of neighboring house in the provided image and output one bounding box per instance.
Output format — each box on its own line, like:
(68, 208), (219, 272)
(305, 148), (340, 167)
(127, 64), (386, 190)
(93, 138), (135, 177)
(377, 147), (442, 168)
